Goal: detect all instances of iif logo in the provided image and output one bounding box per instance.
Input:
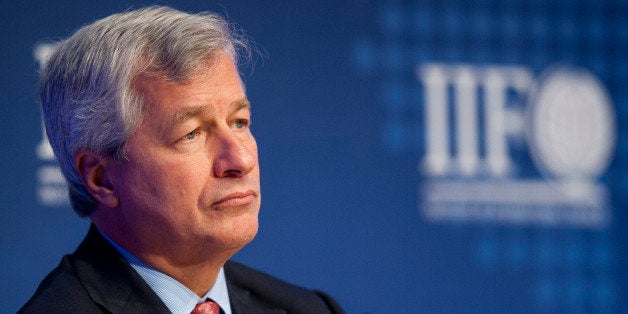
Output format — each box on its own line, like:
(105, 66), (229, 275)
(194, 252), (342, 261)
(418, 63), (615, 228)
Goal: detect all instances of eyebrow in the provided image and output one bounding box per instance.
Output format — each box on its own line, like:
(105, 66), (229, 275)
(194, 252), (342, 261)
(233, 98), (251, 113)
(170, 98), (251, 127)
(171, 106), (209, 127)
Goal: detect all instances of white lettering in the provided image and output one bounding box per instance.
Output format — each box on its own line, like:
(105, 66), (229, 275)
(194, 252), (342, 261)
(419, 65), (450, 175)
(418, 63), (613, 229)
(418, 63), (531, 177)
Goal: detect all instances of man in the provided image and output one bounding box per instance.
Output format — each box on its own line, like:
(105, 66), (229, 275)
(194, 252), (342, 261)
(20, 6), (343, 314)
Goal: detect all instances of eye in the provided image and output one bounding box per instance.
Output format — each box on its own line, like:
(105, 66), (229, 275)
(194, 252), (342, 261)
(181, 129), (200, 141)
(232, 119), (249, 129)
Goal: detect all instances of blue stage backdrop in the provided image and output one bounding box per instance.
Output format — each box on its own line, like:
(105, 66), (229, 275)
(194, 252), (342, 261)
(1, 1), (626, 313)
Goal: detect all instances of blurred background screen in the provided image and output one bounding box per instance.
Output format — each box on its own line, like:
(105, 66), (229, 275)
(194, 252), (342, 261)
(1, 1), (626, 313)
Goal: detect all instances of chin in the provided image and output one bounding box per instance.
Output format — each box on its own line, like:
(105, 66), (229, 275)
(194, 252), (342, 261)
(210, 216), (259, 251)
(234, 217), (259, 245)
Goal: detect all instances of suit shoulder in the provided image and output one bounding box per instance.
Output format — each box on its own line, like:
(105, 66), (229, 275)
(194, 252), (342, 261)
(225, 261), (344, 314)
(19, 255), (101, 313)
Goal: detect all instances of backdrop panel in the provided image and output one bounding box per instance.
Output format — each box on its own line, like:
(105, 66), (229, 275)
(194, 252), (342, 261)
(1, 1), (626, 313)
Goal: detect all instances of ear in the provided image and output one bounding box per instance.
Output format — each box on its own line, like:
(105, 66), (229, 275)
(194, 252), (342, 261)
(74, 150), (120, 208)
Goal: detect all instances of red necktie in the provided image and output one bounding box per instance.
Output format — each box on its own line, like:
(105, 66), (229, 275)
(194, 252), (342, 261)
(191, 300), (221, 314)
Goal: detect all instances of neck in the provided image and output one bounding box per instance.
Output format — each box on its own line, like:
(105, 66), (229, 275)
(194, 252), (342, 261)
(124, 235), (235, 296)
(143, 255), (226, 296)
(92, 216), (237, 296)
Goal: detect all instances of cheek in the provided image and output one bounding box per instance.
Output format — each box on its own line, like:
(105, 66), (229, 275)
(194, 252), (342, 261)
(160, 157), (210, 197)
(123, 156), (207, 209)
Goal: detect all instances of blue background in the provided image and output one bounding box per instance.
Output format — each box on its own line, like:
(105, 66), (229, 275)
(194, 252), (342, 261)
(1, 1), (626, 313)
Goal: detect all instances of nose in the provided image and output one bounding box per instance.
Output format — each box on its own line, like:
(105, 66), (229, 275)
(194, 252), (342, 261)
(213, 130), (256, 178)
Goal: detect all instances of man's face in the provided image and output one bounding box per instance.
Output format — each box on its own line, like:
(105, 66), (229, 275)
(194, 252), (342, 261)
(106, 52), (260, 259)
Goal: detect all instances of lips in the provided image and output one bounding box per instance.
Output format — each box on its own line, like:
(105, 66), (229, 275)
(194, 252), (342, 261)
(212, 190), (257, 209)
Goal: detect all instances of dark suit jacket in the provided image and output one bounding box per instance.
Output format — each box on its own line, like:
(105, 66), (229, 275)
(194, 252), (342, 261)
(20, 225), (344, 314)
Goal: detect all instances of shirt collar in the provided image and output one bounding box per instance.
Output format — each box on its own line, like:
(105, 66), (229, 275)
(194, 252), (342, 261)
(98, 228), (232, 314)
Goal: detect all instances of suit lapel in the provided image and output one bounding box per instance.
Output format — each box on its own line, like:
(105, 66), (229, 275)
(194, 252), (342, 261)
(227, 277), (286, 314)
(70, 225), (170, 313)
(225, 262), (287, 314)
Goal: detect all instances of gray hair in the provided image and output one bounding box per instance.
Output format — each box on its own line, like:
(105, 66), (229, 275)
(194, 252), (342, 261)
(41, 6), (249, 216)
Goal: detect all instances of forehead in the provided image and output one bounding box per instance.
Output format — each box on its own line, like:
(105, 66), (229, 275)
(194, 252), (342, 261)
(133, 53), (244, 116)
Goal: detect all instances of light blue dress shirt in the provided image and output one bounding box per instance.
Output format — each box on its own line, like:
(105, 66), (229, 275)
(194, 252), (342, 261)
(98, 229), (232, 314)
